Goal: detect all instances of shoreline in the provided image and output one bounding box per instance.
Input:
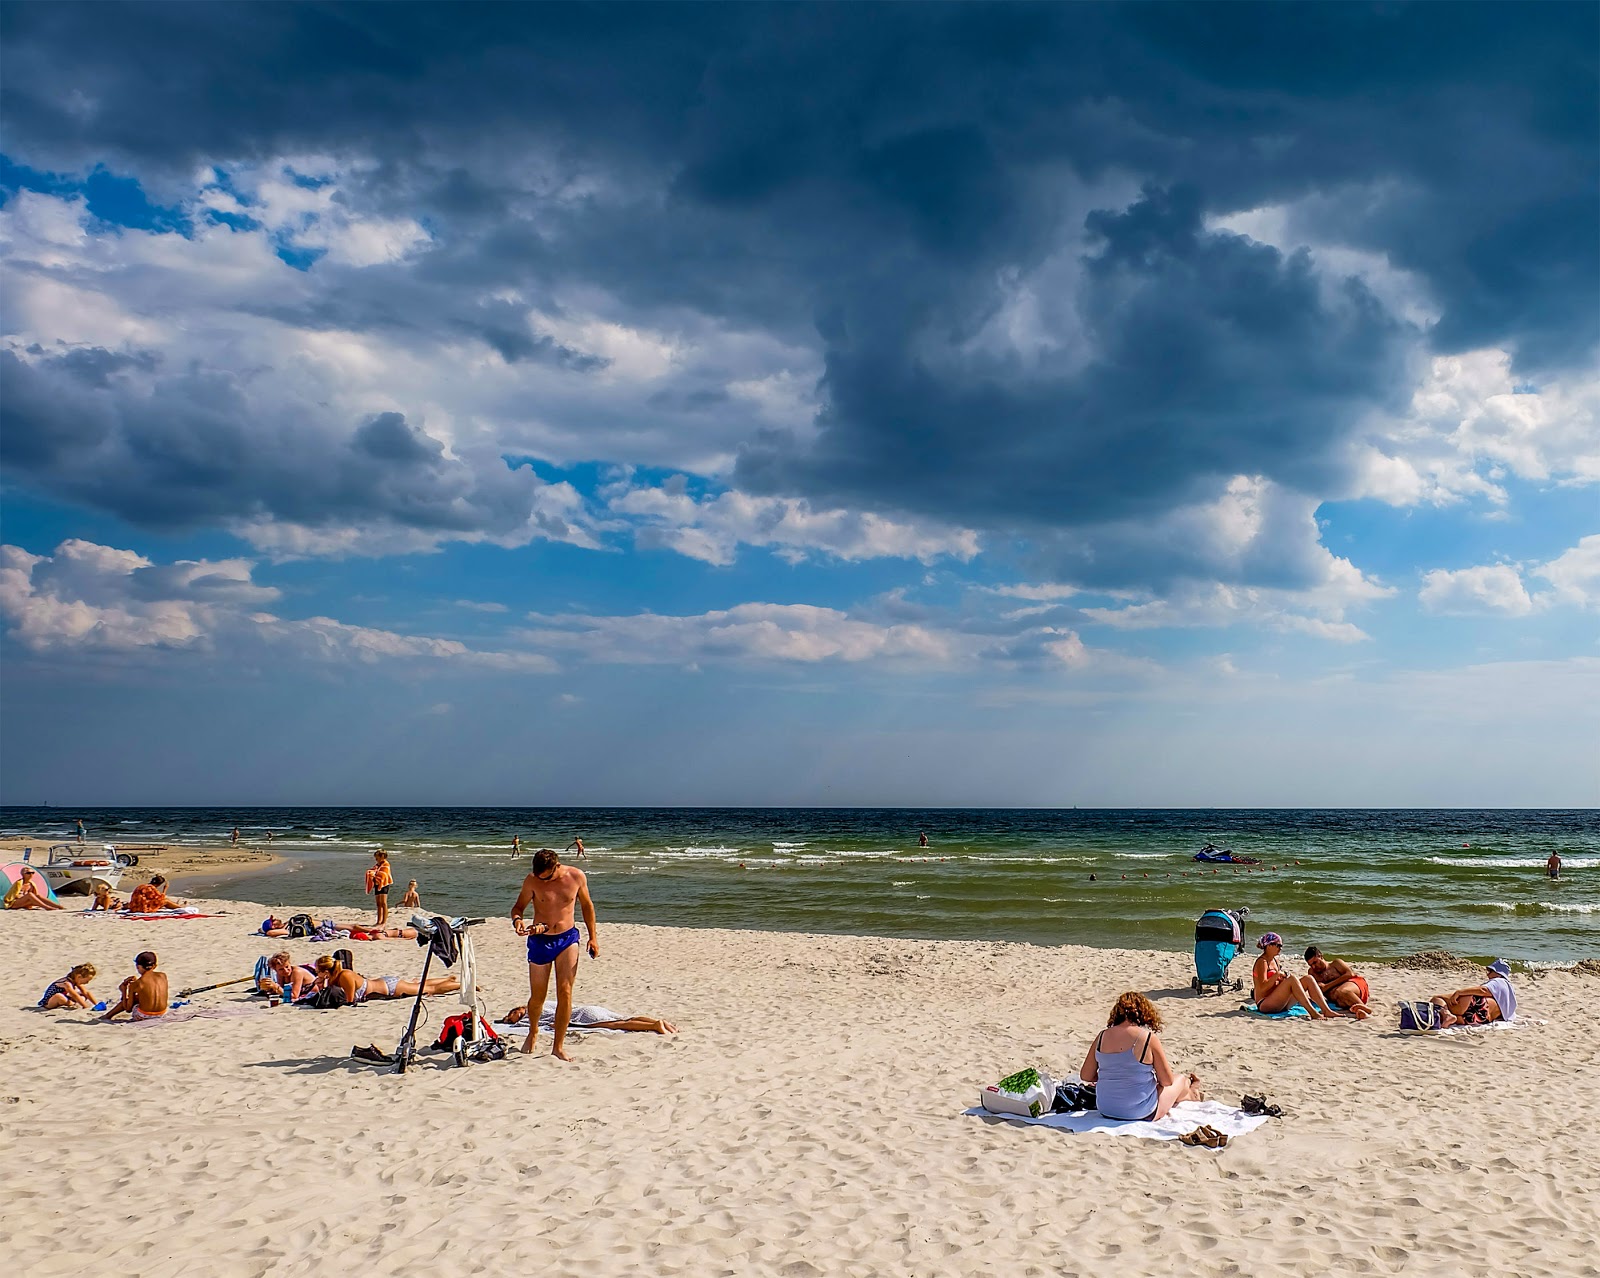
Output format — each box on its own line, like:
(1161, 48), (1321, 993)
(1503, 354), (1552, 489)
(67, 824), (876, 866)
(0, 836), (285, 896)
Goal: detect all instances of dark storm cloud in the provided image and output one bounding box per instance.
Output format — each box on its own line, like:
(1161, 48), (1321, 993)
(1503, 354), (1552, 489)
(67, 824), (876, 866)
(0, 347), (570, 545)
(2, 2), (1594, 580)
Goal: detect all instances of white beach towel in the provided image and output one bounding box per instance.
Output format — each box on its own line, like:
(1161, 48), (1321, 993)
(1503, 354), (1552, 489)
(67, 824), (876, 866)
(965, 1098), (1270, 1143)
(1409, 1017), (1543, 1038)
(491, 1001), (626, 1037)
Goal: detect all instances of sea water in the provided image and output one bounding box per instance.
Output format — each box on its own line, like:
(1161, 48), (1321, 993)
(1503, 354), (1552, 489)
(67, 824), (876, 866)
(4, 807), (1595, 963)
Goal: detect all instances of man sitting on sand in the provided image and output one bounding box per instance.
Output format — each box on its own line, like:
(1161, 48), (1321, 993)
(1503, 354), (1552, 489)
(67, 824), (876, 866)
(510, 848), (600, 1060)
(4, 866), (64, 910)
(127, 875), (185, 913)
(1431, 959), (1518, 1028)
(103, 951), (171, 1021)
(501, 1003), (677, 1035)
(254, 952), (318, 1001)
(1304, 946), (1373, 1019)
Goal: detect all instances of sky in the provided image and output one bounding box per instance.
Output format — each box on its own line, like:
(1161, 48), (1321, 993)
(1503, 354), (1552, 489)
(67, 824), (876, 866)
(0, 2), (1596, 808)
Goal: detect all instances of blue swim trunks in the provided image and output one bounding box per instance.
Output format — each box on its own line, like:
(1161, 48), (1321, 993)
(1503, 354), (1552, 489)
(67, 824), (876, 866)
(526, 926), (580, 966)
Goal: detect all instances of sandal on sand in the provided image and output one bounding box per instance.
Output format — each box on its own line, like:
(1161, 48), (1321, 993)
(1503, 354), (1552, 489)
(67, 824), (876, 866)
(1196, 1125), (1229, 1149)
(351, 1044), (392, 1064)
(1180, 1130), (1205, 1147)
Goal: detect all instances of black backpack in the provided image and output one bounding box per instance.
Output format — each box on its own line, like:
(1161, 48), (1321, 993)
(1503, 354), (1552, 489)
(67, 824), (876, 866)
(309, 986), (348, 1010)
(286, 913), (315, 939)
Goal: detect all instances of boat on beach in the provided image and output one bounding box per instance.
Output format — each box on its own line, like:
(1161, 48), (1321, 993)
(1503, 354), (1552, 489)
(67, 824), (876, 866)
(32, 843), (131, 896)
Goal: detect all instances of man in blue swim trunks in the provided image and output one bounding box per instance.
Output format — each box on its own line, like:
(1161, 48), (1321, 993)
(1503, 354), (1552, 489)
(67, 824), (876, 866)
(510, 848), (600, 1061)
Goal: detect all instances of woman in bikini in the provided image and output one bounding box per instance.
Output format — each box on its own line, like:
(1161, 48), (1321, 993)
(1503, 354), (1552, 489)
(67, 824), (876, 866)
(311, 955), (459, 1003)
(1252, 933), (1346, 1019)
(1078, 991), (1202, 1121)
(39, 963), (98, 1010)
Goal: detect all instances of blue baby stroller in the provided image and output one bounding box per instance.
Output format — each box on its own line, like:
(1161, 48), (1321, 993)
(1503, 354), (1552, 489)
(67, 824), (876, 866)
(1191, 906), (1249, 995)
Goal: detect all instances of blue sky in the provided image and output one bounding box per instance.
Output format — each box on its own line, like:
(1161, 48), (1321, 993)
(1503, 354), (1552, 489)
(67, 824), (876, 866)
(1, 2), (1595, 806)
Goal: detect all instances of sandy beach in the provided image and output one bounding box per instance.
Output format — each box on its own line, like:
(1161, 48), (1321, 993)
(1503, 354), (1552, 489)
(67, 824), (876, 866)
(2, 889), (1596, 1278)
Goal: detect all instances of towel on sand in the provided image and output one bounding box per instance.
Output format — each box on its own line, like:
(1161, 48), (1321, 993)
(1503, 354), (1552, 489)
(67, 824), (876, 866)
(966, 1098), (1269, 1143)
(78, 908), (217, 920)
(492, 1000), (626, 1037)
(100, 1004), (264, 1026)
(1243, 1003), (1309, 1019)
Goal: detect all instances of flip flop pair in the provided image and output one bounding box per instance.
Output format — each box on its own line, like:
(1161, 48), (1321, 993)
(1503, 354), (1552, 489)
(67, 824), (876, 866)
(1180, 1125), (1229, 1149)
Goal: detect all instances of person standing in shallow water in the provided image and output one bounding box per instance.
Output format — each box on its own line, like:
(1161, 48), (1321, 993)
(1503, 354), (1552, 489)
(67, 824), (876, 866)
(1547, 851), (1562, 880)
(567, 837), (586, 859)
(919, 831), (928, 848)
(511, 834), (521, 856)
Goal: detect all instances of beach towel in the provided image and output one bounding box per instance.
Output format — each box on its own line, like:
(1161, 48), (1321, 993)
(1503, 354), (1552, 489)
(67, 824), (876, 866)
(78, 908), (217, 919)
(965, 1098), (1269, 1143)
(1243, 1003), (1309, 1019)
(100, 1004), (265, 1027)
(1409, 1017), (1543, 1038)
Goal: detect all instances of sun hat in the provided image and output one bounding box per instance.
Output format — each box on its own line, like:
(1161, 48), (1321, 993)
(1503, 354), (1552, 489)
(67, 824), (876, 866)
(1256, 932), (1283, 950)
(1487, 959), (1512, 978)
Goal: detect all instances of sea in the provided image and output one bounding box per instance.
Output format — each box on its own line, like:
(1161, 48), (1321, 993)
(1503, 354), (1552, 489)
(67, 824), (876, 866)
(4, 807), (1596, 964)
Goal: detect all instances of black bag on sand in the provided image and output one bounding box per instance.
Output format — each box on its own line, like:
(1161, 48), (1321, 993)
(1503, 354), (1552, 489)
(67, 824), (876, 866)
(1398, 1000), (1442, 1031)
(1054, 1081), (1097, 1113)
(286, 913), (316, 939)
(309, 987), (349, 1010)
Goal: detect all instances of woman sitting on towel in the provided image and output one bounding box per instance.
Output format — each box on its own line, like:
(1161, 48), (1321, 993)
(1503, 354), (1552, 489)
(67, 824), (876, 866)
(39, 963), (98, 1010)
(1251, 933), (1345, 1020)
(311, 954), (460, 1003)
(1079, 992), (1202, 1122)
(501, 1003), (678, 1035)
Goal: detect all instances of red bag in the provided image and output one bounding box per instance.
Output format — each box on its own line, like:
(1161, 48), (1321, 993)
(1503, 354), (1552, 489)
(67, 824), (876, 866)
(433, 1013), (498, 1048)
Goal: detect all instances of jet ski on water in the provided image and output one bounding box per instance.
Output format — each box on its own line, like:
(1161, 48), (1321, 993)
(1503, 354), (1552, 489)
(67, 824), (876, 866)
(1194, 843), (1261, 866)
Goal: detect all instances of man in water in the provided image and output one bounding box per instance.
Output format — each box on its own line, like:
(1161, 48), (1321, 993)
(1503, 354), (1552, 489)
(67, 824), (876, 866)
(566, 837), (586, 858)
(511, 848), (599, 1060)
(1547, 851), (1562, 880)
(1303, 946), (1373, 1018)
(919, 831), (928, 848)
(103, 951), (171, 1020)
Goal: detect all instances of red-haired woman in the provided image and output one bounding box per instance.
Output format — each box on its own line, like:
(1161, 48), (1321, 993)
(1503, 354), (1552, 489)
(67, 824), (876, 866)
(1079, 992), (1202, 1121)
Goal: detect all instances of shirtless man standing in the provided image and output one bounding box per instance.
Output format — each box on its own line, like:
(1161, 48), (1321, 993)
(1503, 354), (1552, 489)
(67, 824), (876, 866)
(103, 951), (171, 1021)
(510, 848), (599, 1060)
(1303, 946), (1373, 1018)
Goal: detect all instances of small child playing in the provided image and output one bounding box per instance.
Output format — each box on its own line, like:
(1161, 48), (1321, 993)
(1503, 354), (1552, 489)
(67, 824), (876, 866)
(400, 879), (420, 908)
(39, 963), (98, 1009)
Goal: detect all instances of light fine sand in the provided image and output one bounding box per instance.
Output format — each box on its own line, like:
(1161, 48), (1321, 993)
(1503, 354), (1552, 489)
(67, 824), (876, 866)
(1, 899), (1596, 1277)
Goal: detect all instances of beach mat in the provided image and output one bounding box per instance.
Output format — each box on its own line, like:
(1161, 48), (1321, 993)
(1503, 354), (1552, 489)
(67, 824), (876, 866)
(99, 1005), (264, 1026)
(965, 1098), (1269, 1143)
(1243, 1003), (1309, 1019)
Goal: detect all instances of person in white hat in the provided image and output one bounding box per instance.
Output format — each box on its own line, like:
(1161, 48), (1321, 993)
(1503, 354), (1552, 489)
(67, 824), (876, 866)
(1430, 959), (1517, 1027)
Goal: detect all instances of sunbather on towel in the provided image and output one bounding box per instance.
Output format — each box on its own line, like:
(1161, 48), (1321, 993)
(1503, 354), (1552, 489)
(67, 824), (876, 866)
(500, 1003), (677, 1034)
(311, 955), (459, 1003)
(254, 953), (318, 1000)
(4, 866), (64, 911)
(102, 951), (170, 1021)
(1303, 946), (1373, 1019)
(1252, 934), (1345, 1020)
(1431, 959), (1518, 1027)
(92, 884), (123, 911)
(39, 963), (98, 1010)
(126, 875), (185, 914)
(1079, 992), (1202, 1121)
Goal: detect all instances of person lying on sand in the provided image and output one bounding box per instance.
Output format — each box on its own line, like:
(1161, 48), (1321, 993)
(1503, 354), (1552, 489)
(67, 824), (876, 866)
(1252, 933), (1347, 1020)
(4, 866), (64, 911)
(1303, 946), (1373, 1019)
(344, 923), (420, 940)
(127, 875), (185, 913)
(258, 916), (290, 937)
(254, 952), (318, 1001)
(311, 955), (459, 1003)
(103, 952), (170, 1021)
(1079, 992), (1202, 1121)
(39, 963), (98, 1010)
(92, 884), (123, 911)
(500, 1003), (678, 1035)
(1431, 959), (1517, 1028)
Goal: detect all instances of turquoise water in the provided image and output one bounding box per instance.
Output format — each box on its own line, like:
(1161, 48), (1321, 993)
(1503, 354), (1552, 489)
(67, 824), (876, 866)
(5, 807), (1595, 963)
